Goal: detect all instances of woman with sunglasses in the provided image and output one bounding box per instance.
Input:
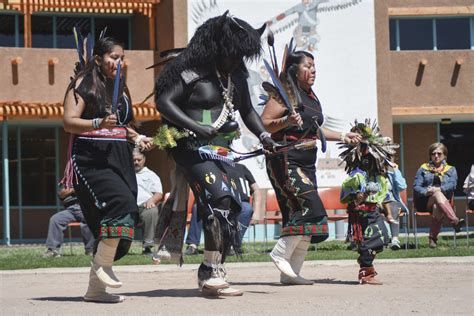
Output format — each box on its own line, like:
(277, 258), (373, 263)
(413, 142), (463, 248)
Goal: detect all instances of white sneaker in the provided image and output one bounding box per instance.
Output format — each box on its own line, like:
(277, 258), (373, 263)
(390, 239), (401, 250)
(157, 246), (172, 260)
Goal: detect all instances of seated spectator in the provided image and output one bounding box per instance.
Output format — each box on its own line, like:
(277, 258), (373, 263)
(382, 163), (409, 250)
(43, 186), (94, 257)
(413, 142), (463, 248)
(133, 149), (163, 254)
(463, 164), (474, 210)
(184, 163), (261, 255)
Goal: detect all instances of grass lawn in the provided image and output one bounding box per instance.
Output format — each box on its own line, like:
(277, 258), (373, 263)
(1, 235), (473, 270)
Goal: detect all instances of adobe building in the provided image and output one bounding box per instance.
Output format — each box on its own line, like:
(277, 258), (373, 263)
(374, 0), (474, 229)
(0, 0), (187, 243)
(1, 0), (473, 243)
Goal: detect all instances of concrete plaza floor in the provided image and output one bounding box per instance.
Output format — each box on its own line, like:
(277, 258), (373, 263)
(1, 256), (473, 315)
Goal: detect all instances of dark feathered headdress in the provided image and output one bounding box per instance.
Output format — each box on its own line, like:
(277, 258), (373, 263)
(339, 119), (399, 174)
(154, 11), (265, 95)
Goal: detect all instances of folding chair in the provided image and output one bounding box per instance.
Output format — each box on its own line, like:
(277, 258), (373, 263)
(398, 190), (409, 250)
(67, 221), (82, 255)
(317, 187), (348, 242)
(186, 190), (195, 225)
(412, 196), (456, 249)
(466, 197), (473, 247)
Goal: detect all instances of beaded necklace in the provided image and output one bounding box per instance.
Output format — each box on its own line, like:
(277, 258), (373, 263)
(213, 70), (236, 129)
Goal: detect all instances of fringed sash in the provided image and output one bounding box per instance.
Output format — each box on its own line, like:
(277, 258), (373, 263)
(60, 127), (127, 189)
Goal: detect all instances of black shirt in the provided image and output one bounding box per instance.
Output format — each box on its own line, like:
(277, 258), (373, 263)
(234, 164), (256, 202)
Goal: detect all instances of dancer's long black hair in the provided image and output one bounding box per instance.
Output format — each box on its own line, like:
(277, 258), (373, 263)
(285, 50), (315, 92)
(64, 37), (131, 115)
(155, 12), (265, 96)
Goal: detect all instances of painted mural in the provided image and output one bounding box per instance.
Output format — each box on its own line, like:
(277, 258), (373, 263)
(188, 0), (377, 188)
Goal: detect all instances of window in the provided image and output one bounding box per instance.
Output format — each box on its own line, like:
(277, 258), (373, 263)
(20, 127), (57, 205)
(0, 126), (58, 207)
(436, 18), (470, 50)
(56, 16), (91, 49)
(28, 14), (132, 49)
(399, 19), (433, 50)
(0, 13), (24, 47)
(439, 123), (474, 197)
(0, 126), (18, 206)
(389, 19), (397, 50)
(389, 17), (474, 51)
(94, 17), (131, 49)
(31, 15), (54, 48)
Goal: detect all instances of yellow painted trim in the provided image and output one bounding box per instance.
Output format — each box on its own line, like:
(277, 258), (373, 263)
(392, 106), (474, 116)
(0, 102), (160, 121)
(389, 6), (474, 16)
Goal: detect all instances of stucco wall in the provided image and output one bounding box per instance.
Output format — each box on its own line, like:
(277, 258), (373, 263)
(0, 48), (156, 106)
(375, 0), (474, 135)
(389, 51), (473, 108)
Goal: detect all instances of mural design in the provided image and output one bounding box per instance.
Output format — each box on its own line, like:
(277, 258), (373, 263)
(189, 0), (372, 186)
(266, 0), (362, 51)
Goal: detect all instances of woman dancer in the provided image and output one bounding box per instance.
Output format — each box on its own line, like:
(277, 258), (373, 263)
(63, 36), (153, 303)
(261, 50), (360, 285)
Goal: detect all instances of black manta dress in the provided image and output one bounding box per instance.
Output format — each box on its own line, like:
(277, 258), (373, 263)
(71, 76), (138, 259)
(266, 89), (328, 244)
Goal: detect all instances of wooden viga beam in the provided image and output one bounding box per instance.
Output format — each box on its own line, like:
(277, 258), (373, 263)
(132, 104), (161, 120)
(5, 0), (160, 16)
(0, 102), (64, 119)
(0, 102), (160, 120)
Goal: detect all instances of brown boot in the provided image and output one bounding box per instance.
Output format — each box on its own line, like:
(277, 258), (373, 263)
(437, 200), (464, 232)
(429, 217), (442, 248)
(358, 266), (382, 285)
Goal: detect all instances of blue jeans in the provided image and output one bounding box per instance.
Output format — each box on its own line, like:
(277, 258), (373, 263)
(185, 202), (254, 245)
(45, 205), (95, 252)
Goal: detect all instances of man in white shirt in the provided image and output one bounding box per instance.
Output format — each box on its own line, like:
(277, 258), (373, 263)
(133, 149), (163, 254)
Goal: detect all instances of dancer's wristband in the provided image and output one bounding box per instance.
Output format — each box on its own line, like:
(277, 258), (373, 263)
(92, 118), (101, 130)
(259, 132), (271, 142)
(135, 134), (146, 148)
(340, 132), (347, 143)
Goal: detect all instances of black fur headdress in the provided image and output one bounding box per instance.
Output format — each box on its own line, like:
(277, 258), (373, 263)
(155, 11), (265, 95)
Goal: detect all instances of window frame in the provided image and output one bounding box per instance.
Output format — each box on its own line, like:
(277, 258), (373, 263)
(0, 123), (63, 240)
(438, 122), (474, 198)
(29, 12), (133, 49)
(0, 11), (24, 47)
(389, 15), (474, 51)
